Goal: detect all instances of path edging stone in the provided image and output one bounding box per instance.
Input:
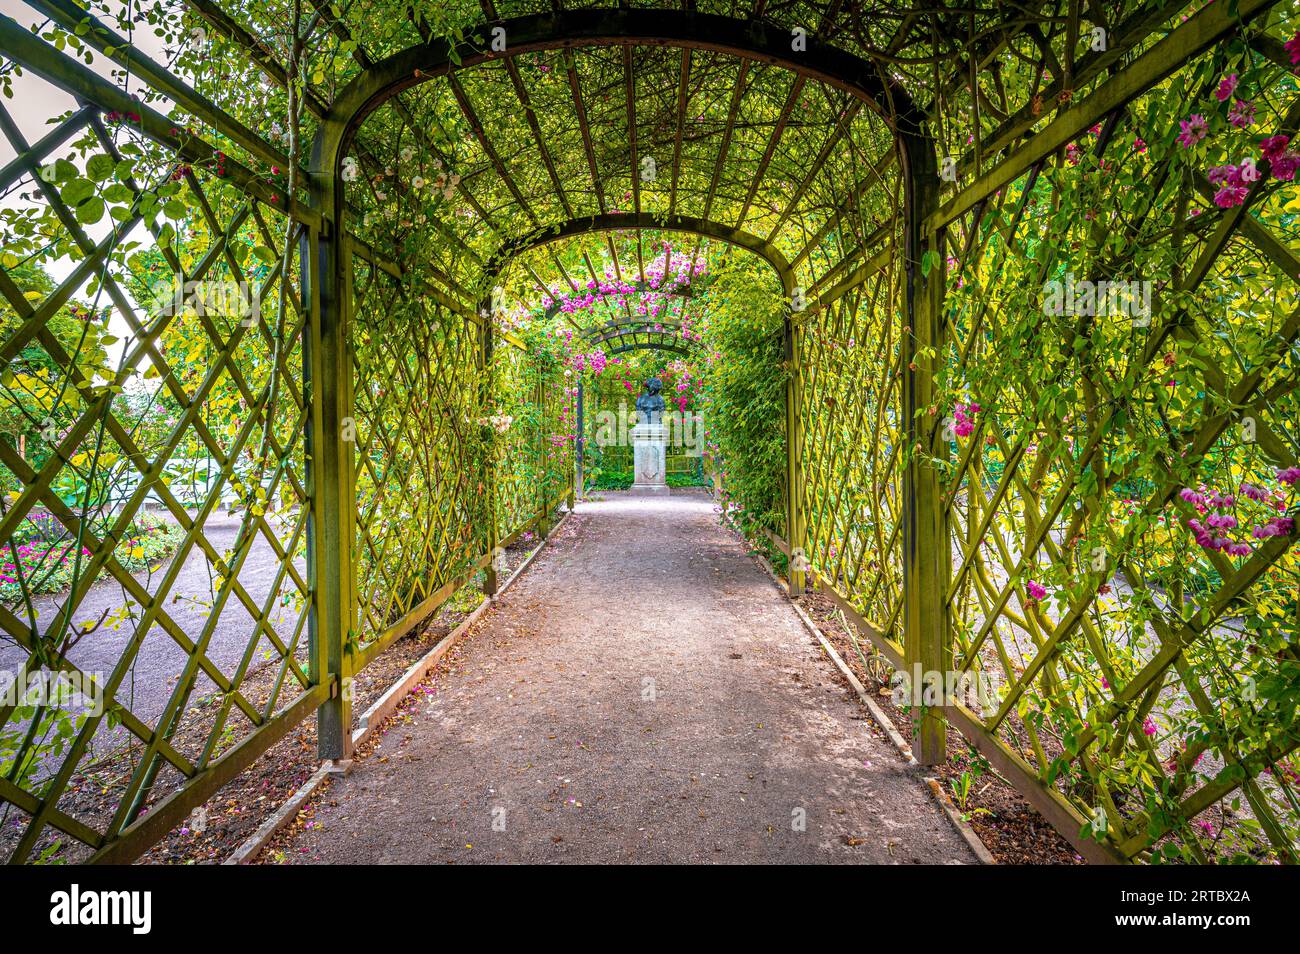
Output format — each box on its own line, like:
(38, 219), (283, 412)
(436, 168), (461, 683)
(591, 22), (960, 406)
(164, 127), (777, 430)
(746, 546), (996, 865)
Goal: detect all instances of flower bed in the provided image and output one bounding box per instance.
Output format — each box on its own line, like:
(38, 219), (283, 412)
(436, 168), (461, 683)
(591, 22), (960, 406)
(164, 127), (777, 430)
(0, 513), (184, 604)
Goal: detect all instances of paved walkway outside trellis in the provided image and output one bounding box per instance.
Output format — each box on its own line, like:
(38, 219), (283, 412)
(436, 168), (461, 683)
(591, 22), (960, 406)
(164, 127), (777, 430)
(276, 489), (976, 864)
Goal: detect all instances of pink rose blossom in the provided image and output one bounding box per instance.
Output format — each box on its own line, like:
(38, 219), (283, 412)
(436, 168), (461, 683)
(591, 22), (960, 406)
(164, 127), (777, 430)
(1214, 184), (1249, 208)
(1259, 134), (1300, 180)
(1228, 99), (1255, 128)
(1285, 31), (1300, 68)
(1261, 134), (1290, 163)
(1253, 517), (1295, 539)
(1272, 152), (1300, 182)
(1177, 114), (1208, 148)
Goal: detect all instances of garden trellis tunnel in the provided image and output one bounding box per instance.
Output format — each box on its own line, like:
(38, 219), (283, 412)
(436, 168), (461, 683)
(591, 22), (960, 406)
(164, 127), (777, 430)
(0, 0), (1298, 865)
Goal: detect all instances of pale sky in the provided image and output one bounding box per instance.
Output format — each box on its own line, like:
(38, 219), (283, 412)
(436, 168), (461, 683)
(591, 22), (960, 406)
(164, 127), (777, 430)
(0, 0), (174, 166)
(1, 0), (180, 374)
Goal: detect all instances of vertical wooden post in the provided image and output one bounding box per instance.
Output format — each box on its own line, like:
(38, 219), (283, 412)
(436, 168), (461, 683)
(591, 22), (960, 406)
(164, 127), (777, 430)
(573, 377), (584, 506)
(341, 241), (359, 645)
(784, 310), (806, 595)
(304, 186), (354, 766)
(535, 368), (549, 536)
(480, 304), (498, 597)
(901, 137), (950, 766)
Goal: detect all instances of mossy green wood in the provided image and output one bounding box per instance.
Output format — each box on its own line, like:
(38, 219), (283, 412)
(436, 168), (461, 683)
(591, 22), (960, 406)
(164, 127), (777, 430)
(1, 0), (1298, 867)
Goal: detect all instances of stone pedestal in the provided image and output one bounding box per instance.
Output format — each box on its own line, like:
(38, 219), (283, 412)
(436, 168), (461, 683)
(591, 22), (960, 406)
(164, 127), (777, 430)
(631, 423), (669, 494)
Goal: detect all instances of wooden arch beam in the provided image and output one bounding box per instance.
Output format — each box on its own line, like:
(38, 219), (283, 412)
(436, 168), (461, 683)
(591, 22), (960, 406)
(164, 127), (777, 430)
(311, 9), (937, 269)
(482, 212), (796, 298)
(605, 341), (691, 357)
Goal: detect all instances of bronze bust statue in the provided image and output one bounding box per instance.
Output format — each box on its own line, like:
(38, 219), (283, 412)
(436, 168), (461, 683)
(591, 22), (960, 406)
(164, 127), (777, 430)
(635, 377), (666, 426)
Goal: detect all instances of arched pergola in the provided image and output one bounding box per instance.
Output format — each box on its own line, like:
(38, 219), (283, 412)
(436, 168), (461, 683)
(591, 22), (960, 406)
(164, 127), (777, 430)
(303, 11), (942, 783)
(2, 0), (1297, 869)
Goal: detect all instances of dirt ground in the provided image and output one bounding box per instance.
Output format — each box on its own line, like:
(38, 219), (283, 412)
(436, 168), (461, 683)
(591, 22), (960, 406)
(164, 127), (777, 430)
(268, 490), (977, 864)
(0, 526), (539, 864)
(795, 590), (1083, 864)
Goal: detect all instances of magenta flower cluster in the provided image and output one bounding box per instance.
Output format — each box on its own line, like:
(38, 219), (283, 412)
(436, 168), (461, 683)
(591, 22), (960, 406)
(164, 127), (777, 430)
(1182, 488), (1251, 556)
(1286, 31), (1300, 69)
(1180, 470), (1297, 556)
(568, 350), (608, 375)
(1260, 134), (1300, 182)
(542, 244), (707, 323)
(1207, 162), (1254, 208)
(1177, 114), (1209, 148)
(1177, 68), (1300, 209)
(952, 402), (980, 438)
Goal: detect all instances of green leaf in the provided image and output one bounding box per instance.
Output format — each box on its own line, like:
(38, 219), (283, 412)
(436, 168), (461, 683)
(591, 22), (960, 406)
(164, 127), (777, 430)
(61, 177), (95, 206)
(75, 196), (104, 225)
(53, 158), (77, 182)
(86, 153), (114, 182)
(920, 249), (939, 277)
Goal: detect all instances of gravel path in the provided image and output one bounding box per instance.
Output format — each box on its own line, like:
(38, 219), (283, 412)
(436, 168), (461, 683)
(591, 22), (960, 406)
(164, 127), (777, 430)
(278, 489), (976, 864)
